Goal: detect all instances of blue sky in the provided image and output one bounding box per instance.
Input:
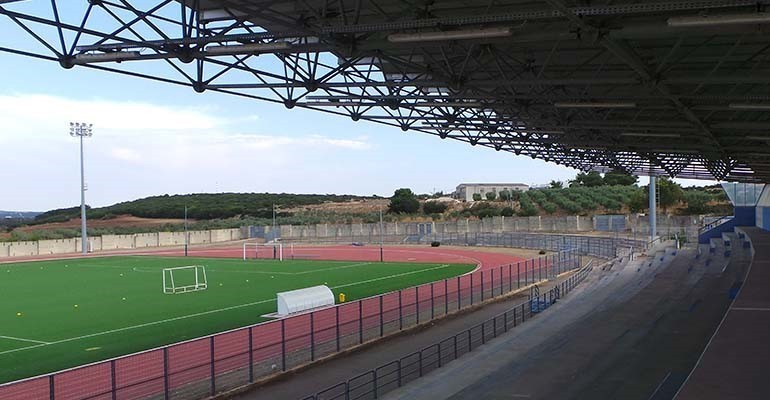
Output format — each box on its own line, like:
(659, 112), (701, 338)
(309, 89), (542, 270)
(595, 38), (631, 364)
(0, 2), (708, 211)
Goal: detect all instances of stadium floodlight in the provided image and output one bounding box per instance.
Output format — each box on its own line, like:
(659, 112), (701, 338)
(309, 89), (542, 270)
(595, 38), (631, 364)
(729, 103), (770, 110)
(163, 266), (208, 294)
(70, 122), (92, 255)
(553, 102), (637, 109)
(746, 136), (770, 141)
(620, 132), (681, 138)
(388, 27), (512, 43)
(668, 13), (770, 27)
(74, 51), (141, 63)
(204, 42), (291, 55)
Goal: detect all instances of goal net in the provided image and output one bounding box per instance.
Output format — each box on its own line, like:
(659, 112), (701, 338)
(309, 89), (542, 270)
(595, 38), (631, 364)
(243, 242), (283, 261)
(163, 265), (208, 294)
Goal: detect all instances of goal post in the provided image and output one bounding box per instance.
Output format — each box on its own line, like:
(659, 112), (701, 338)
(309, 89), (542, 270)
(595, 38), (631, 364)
(242, 242), (283, 261)
(163, 265), (208, 294)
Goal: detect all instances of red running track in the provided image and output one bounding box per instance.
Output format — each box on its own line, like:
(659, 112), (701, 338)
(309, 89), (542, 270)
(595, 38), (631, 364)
(1, 245), (561, 400)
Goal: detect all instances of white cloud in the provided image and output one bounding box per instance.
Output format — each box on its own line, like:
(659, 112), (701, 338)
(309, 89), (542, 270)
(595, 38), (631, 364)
(110, 147), (143, 163)
(0, 93), (222, 137)
(0, 93), (375, 209)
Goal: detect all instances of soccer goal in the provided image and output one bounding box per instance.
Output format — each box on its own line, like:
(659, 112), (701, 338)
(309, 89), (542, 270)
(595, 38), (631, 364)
(163, 265), (208, 294)
(243, 242), (283, 261)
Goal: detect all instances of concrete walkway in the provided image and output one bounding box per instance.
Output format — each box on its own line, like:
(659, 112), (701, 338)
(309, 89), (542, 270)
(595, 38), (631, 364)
(228, 271), (580, 399)
(676, 227), (770, 400)
(382, 243), (683, 400)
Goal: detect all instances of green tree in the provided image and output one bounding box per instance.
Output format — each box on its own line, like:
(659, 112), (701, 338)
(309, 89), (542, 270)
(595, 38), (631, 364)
(628, 189), (647, 213)
(570, 171), (603, 187)
(485, 192), (497, 201)
(683, 190), (712, 214)
(501, 207), (515, 217)
(603, 169), (638, 186)
(388, 188), (420, 213)
(422, 201), (448, 214)
(472, 193), (482, 201)
(657, 178), (684, 212)
(498, 190), (511, 201)
(549, 180), (563, 189)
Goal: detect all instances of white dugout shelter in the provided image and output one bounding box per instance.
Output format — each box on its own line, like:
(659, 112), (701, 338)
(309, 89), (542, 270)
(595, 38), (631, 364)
(276, 285), (335, 316)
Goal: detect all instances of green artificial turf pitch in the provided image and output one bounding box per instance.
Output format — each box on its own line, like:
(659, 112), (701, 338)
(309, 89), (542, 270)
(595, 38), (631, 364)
(0, 256), (474, 383)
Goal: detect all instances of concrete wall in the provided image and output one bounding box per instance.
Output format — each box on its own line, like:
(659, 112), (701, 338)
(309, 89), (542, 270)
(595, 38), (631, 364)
(248, 214), (701, 243)
(37, 239), (78, 255)
(0, 228), (243, 259)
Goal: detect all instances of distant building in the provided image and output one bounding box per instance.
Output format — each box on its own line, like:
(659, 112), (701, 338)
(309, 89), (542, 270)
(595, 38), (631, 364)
(454, 183), (529, 201)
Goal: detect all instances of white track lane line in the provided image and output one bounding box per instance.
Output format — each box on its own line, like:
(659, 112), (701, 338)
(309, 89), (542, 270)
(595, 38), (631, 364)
(0, 263), (460, 356)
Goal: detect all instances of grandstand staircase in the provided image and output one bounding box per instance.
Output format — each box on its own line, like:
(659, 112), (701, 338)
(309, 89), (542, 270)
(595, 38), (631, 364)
(575, 230), (751, 400)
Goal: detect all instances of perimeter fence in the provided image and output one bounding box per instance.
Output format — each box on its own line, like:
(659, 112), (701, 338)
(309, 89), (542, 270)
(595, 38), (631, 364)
(0, 233), (647, 400)
(304, 259), (598, 400)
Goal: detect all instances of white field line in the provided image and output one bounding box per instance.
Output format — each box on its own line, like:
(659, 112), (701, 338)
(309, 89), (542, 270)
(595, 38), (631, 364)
(331, 264), (450, 289)
(0, 263), (456, 356)
(0, 296), (275, 356)
(131, 261), (374, 275)
(0, 335), (51, 345)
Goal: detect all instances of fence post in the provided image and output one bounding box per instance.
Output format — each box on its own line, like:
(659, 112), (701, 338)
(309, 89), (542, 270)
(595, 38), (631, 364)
(379, 295), (384, 337)
(163, 347), (169, 400)
(336, 306), (340, 352)
(468, 329), (472, 352)
(531, 259), (535, 283)
(517, 263), (521, 288)
(538, 257), (542, 281)
(499, 266), (503, 295)
(398, 289), (403, 330)
(504, 311), (508, 332)
(430, 282), (435, 320)
(345, 381), (350, 400)
(454, 335), (458, 359)
(248, 327), (254, 383)
(281, 319), (287, 371)
(210, 337), (216, 396)
(419, 351), (423, 377)
(444, 279), (449, 315)
(311, 312), (316, 361)
(470, 273), (474, 304)
(359, 301), (364, 344)
(373, 369), (379, 399)
(415, 286), (420, 325)
(49, 375), (55, 400)
(397, 359), (402, 386)
(457, 276), (461, 310)
(509, 264), (512, 292)
(513, 307), (517, 327)
(482, 323), (486, 344)
(493, 316), (497, 338)
(437, 342), (443, 368)
(481, 271), (485, 301)
(110, 360), (117, 400)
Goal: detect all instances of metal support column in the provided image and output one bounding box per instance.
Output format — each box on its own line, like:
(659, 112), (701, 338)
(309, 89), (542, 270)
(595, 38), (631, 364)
(649, 176), (657, 240)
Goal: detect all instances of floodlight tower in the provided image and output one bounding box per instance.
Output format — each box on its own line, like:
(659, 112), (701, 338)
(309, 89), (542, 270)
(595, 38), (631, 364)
(70, 122), (93, 255)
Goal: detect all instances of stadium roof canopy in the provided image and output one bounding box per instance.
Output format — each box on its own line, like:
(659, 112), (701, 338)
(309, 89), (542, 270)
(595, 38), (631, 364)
(2, 0), (770, 182)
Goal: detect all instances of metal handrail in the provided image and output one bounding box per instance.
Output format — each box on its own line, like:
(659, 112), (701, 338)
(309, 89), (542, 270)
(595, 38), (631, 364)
(698, 215), (733, 236)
